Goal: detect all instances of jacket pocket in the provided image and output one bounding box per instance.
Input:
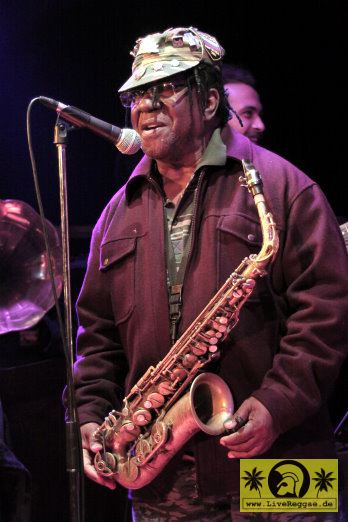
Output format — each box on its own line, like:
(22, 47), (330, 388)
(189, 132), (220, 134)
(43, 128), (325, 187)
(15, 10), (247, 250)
(217, 213), (263, 302)
(218, 213), (262, 246)
(99, 238), (136, 325)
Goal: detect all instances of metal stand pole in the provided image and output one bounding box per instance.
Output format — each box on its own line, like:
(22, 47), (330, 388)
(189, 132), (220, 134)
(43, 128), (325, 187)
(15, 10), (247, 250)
(54, 120), (83, 522)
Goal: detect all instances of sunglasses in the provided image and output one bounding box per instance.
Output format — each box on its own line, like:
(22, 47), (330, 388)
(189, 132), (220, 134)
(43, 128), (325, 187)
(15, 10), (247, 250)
(119, 79), (189, 108)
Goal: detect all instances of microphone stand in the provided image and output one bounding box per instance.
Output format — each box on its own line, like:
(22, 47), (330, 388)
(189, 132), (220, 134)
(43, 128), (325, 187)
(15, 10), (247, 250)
(54, 120), (83, 522)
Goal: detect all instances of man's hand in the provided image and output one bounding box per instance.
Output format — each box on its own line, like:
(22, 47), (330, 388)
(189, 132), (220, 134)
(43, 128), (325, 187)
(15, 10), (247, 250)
(220, 397), (279, 458)
(81, 422), (117, 490)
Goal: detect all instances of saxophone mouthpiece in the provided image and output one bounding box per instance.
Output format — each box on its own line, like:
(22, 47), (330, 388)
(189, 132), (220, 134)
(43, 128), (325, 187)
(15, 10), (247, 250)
(241, 159), (263, 196)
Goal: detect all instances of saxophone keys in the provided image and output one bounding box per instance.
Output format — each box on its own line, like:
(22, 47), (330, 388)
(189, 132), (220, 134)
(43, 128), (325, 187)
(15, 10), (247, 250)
(243, 279), (256, 293)
(151, 420), (168, 445)
(143, 392), (165, 409)
(197, 332), (218, 345)
(94, 451), (117, 475)
(209, 320), (227, 333)
(206, 332), (219, 345)
(232, 288), (243, 299)
(119, 421), (141, 441)
(192, 341), (208, 356)
(132, 409), (152, 426)
(134, 438), (152, 464)
(107, 413), (118, 427)
(182, 353), (198, 368)
(170, 367), (188, 381)
(157, 381), (175, 395)
(124, 422), (138, 432)
(122, 406), (130, 417)
(218, 325), (227, 333)
(118, 458), (139, 483)
(105, 452), (117, 472)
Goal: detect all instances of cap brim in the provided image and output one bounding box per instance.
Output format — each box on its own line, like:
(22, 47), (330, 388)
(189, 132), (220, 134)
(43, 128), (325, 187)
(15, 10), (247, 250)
(118, 60), (199, 92)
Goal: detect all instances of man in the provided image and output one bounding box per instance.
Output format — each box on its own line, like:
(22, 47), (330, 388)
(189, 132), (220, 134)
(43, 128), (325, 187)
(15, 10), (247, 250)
(73, 27), (348, 520)
(222, 63), (265, 143)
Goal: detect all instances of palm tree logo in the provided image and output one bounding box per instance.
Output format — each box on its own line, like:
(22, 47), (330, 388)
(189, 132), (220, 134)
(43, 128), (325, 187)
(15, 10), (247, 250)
(242, 467), (265, 497)
(313, 468), (336, 498)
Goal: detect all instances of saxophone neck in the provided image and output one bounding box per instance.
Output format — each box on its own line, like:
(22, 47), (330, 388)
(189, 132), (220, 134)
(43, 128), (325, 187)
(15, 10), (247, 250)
(240, 159), (279, 268)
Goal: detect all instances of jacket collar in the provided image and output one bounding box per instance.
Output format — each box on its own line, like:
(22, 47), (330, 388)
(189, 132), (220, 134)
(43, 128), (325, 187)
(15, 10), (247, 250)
(221, 125), (254, 162)
(125, 126), (254, 201)
(125, 155), (154, 201)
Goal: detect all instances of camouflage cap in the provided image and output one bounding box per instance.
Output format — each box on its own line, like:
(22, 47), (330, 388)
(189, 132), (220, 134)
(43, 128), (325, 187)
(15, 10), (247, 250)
(118, 26), (225, 93)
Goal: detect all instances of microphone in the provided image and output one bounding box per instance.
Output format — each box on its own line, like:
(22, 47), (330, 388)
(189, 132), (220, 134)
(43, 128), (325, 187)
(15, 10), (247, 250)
(38, 96), (141, 155)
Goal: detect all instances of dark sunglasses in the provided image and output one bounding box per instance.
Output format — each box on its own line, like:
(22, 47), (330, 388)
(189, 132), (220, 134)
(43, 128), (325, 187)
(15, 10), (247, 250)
(119, 79), (189, 108)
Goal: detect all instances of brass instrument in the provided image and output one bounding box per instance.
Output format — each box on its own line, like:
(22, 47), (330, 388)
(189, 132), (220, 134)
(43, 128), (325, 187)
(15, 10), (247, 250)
(93, 160), (279, 489)
(0, 199), (62, 334)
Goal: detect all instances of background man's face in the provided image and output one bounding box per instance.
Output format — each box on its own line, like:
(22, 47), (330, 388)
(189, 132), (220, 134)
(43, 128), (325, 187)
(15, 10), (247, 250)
(225, 82), (265, 143)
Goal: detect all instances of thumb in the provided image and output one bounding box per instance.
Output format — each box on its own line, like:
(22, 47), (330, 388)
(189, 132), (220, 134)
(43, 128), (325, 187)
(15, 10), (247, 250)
(81, 422), (103, 451)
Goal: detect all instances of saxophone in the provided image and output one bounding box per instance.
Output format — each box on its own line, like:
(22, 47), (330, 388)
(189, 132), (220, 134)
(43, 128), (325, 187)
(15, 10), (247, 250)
(93, 160), (279, 489)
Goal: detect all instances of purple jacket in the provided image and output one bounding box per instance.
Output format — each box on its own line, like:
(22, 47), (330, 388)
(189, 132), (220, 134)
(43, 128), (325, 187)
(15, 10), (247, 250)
(74, 129), (348, 496)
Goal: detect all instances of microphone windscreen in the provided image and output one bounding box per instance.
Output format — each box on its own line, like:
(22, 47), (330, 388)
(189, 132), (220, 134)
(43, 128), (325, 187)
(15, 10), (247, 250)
(115, 129), (142, 155)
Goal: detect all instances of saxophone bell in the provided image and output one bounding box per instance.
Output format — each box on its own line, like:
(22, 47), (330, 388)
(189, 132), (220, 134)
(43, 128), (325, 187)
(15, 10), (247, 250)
(94, 372), (234, 488)
(189, 372), (234, 435)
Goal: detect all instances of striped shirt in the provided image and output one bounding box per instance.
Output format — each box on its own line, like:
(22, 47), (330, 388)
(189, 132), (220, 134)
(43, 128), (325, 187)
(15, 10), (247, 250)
(163, 129), (227, 285)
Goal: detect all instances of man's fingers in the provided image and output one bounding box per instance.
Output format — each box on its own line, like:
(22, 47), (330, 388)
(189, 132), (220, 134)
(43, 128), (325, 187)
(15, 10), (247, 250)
(85, 464), (117, 490)
(90, 441), (103, 453)
(83, 449), (116, 490)
(220, 422), (254, 447)
(80, 423), (117, 489)
(222, 432), (257, 452)
(81, 422), (102, 449)
(227, 446), (262, 459)
(223, 433), (267, 459)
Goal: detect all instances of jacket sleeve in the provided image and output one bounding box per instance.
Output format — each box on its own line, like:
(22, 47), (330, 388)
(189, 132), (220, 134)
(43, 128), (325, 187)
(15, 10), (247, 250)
(252, 183), (348, 434)
(72, 208), (128, 426)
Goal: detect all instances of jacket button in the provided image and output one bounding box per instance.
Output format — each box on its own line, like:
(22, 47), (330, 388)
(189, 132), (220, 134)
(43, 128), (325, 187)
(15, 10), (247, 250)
(103, 258), (109, 266)
(247, 234), (256, 241)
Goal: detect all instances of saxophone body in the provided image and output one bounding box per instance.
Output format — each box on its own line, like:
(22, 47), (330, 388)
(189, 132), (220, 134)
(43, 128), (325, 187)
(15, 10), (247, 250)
(93, 160), (279, 489)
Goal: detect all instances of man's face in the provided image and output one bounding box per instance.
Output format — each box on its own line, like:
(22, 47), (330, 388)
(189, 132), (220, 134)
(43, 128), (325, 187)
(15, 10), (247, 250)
(224, 82), (265, 143)
(129, 78), (206, 164)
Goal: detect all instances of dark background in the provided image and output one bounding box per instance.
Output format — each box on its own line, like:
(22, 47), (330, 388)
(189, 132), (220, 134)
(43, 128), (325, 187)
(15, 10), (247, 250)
(0, 1), (346, 521)
(0, 0), (346, 224)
